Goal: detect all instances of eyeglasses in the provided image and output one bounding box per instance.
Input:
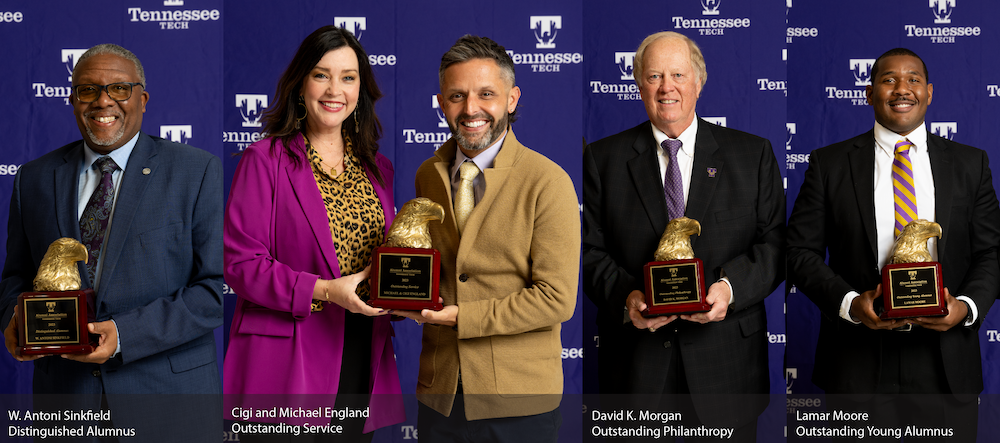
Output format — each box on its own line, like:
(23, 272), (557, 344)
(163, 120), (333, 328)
(73, 82), (144, 103)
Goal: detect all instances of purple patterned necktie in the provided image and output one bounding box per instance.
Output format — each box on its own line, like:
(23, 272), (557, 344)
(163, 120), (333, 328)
(662, 139), (685, 221)
(892, 139), (916, 237)
(80, 156), (119, 285)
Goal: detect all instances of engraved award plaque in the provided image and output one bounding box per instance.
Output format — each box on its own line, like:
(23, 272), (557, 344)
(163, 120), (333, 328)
(879, 219), (947, 319)
(370, 247), (442, 311)
(16, 238), (96, 355)
(642, 217), (710, 317)
(17, 290), (95, 355)
(369, 198), (445, 311)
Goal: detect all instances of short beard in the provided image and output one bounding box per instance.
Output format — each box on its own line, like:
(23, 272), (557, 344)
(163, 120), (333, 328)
(448, 112), (508, 152)
(83, 111), (125, 147)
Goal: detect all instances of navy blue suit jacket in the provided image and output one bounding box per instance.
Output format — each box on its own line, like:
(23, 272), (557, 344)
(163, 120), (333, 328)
(0, 132), (223, 398)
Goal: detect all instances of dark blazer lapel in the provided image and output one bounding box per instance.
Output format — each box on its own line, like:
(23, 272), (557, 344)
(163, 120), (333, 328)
(99, 133), (157, 297)
(926, 133), (952, 255)
(57, 144), (88, 286)
(55, 144), (85, 240)
(848, 133), (878, 259)
(285, 144), (341, 278)
(686, 119), (723, 248)
(626, 122), (669, 236)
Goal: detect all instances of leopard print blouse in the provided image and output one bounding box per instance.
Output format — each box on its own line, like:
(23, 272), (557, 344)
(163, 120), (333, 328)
(305, 134), (385, 312)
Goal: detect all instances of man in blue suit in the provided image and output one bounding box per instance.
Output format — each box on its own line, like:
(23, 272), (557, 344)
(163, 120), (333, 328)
(1, 44), (221, 439)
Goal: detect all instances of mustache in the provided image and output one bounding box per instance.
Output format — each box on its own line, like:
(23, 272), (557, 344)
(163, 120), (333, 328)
(457, 112), (494, 124)
(84, 109), (123, 119)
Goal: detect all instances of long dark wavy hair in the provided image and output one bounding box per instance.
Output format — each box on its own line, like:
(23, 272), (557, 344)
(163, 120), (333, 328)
(260, 26), (385, 185)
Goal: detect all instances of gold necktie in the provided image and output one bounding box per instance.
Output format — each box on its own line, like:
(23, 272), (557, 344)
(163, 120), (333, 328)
(455, 161), (479, 234)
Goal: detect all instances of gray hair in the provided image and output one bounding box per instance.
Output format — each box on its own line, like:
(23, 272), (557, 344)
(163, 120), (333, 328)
(633, 32), (707, 89)
(72, 44), (146, 87)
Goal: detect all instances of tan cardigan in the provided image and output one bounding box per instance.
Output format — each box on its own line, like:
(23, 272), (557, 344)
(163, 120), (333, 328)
(413, 129), (580, 420)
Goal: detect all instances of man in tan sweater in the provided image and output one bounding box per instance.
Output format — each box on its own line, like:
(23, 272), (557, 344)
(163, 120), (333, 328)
(395, 35), (579, 442)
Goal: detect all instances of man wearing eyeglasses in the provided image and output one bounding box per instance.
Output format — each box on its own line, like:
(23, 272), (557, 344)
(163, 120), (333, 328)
(0, 44), (222, 412)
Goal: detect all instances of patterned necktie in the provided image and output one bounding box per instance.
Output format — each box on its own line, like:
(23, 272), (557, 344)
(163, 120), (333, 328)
(454, 161), (479, 235)
(662, 139), (685, 221)
(892, 139), (916, 237)
(80, 156), (119, 285)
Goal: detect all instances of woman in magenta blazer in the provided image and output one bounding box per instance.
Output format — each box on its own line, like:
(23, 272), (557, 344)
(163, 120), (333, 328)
(223, 26), (403, 441)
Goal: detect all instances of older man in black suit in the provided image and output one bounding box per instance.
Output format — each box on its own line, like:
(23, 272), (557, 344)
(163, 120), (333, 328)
(787, 48), (998, 442)
(583, 32), (784, 441)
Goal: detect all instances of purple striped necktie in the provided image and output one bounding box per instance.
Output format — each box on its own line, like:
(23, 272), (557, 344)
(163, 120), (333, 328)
(892, 139), (916, 237)
(80, 156), (119, 285)
(662, 139), (684, 221)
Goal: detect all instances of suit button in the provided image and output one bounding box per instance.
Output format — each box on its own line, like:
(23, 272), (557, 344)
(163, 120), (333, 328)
(459, 274), (468, 282)
(663, 341), (671, 348)
(92, 369), (101, 377)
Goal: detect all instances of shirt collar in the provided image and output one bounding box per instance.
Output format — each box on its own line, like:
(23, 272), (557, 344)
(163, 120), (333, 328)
(83, 131), (139, 172)
(651, 115), (698, 158)
(873, 120), (927, 157)
(452, 128), (507, 181)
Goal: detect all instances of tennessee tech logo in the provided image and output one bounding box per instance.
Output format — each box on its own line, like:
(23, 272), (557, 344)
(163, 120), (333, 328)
(786, 123), (796, 150)
(703, 117), (727, 128)
(615, 52), (635, 80)
(334, 17), (366, 40)
(930, 122), (958, 140)
(701, 0), (721, 15)
(236, 94), (268, 128)
(530, 16), (561, 48)
(401, 258), (411, 268)
(930, 0), (955, 24)
(62, 49), (88, 82)
(46, 301), (56, 313)
(160, 125), (193, 144)
(850, 59), (876, 86)
(432, 95), (448, 128)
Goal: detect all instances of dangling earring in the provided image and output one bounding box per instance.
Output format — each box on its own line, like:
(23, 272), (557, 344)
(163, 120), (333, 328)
(353, 109), (359, 133)
(295, 95), (307, 130)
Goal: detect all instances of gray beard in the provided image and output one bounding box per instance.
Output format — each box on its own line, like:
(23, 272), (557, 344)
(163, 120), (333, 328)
(449, 113), (508, 152)
(85, 123), (125, 147)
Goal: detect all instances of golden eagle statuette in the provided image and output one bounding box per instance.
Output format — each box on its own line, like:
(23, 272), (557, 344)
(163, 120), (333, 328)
(654, 217), (701, 262)
(889, 219), (942, 264)
(384, 198), (446, 249)
(34, 237), (88, 292)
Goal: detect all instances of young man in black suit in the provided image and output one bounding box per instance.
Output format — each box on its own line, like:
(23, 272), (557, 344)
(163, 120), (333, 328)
(787, 48), (999, 442)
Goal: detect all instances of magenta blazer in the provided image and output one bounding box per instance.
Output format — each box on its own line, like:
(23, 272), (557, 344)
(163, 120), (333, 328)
(222, 135), (404, 431)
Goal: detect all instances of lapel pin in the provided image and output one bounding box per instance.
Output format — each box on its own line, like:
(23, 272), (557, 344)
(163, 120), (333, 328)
(707, 167), (717, 178)
(142, 168), (151, 175)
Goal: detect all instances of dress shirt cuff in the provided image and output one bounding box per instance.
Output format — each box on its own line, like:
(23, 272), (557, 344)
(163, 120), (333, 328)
(839, 291), (862, 324)
(954, 295), (978, 327)
(111, 319), (121, 358)
(719, 275), (735, 306)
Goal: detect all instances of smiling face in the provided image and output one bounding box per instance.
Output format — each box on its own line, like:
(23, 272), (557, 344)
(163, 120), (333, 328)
(71, 54), (148, 154)
(865, 54), (933, 136)
(638, 37), (702, 138)
(437, 58), (520, 156)
(300, 46), (360, 136)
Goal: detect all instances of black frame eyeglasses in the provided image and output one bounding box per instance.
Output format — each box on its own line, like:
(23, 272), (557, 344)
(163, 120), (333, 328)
(73, 82), (144, 103)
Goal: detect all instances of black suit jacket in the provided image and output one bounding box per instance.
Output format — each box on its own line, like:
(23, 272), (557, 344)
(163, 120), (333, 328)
(583, 119), (784, 426)
(786, 129), (1000, 396)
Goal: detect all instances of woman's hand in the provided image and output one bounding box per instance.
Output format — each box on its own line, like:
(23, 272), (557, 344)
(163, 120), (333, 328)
(313, 266), (386, 316)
